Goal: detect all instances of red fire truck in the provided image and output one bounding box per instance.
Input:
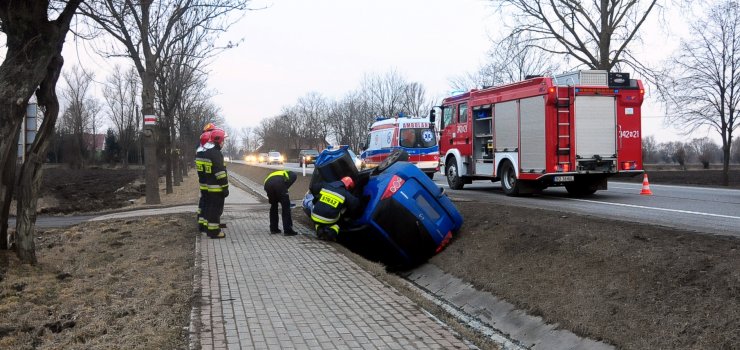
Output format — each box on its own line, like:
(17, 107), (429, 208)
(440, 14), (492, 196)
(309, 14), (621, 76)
(434, 70), (644, 196)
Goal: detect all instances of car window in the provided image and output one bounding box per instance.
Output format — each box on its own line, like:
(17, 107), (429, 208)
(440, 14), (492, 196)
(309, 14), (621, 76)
(269, 152), (280, 157)
(458, 103), (468, 123)
(399, 128), (437, 148)
(442, 106), (453, 128)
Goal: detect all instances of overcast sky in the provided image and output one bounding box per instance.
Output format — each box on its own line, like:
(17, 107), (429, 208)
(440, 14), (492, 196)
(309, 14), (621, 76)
(51, 0), (710, 143)
(208, 0), (497, 127)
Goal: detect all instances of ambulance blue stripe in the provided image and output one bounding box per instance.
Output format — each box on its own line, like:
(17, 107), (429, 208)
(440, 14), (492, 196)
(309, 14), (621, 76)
(361, 146), (438, 159)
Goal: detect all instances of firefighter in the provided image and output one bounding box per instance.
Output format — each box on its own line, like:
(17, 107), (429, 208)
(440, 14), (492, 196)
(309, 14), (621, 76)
(203, 122), (217, 132)
(263, 170), (298, 236)
(203, 128), (229, 239)
(195, 130), (212, 233)
(310, 176), (360, 241)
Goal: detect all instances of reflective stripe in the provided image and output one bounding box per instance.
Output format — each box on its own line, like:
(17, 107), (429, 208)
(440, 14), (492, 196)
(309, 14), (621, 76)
(318, 189), (345, 208)
(328, 224), (339, 234)
(221, 184), (229, 188)
(207, 223), (220, 229)
(264, 170), (289, 184)
(207, 185), (223, 192)
(215, 171), (227, 179)
(311, 212), (340, 224)
(200, 185), (208, 190)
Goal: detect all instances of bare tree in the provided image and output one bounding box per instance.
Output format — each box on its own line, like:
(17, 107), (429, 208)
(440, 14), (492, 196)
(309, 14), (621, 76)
(401, 82), (428, 118)
(689, 137), (720, 169)
(490, 0), (662, 71)
(0, 0), (81, 262)
(79, 0), (251, 204)
(59, 65), (96, 168)
(660, 141), (688, 169)
(450, 33), (561, 90)
(103, 65), (140, 168)
(360, 70), (407, 118)
(295, 92), (329, 150)
(642, 135), (659, 163)
(660, 0), (740, 185)
(327, 91), (373, 152)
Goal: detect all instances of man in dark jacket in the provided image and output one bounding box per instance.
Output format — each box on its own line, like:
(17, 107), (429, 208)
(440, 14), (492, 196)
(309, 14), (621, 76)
(310, 176), (360, 241)
(195, 130), (212, 233)
(263, 170), (298, 236)
(203, 128), (229, 239)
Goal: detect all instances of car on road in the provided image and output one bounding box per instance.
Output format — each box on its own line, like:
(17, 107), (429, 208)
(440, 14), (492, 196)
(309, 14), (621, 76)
(298, 149), (320, 167)
(258, 153), (268, 163)
(224, 156), (231, 162)
(244, 154), (257, 163)
(267, 151), (284, 165)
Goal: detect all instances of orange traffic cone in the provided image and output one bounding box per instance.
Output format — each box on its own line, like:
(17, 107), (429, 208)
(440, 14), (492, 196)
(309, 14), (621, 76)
(640, 174), (653, 195)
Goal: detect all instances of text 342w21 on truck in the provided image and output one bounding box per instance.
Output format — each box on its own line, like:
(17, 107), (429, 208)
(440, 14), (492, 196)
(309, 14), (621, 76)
(435, 70), (644, 196)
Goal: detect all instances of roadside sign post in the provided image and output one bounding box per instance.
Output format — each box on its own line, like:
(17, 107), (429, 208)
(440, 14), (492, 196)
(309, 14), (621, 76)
(302, 160), (306, 176)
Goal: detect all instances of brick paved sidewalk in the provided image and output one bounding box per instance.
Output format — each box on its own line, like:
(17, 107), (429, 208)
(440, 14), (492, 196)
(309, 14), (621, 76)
(195, 208), (472, 350)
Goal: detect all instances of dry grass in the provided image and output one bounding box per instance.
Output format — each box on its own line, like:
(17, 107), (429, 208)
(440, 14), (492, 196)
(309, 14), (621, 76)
(0, 214), (195, 349)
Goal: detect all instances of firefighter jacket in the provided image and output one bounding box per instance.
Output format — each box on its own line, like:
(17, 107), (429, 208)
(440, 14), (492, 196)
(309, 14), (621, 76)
(310, 180), (360, 225)
(203, 145), (229, 195)
(195, 144), (211, 192)
(263, 170), (297, 193)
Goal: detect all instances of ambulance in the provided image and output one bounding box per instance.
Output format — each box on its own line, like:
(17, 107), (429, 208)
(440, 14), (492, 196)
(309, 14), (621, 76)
(360, 115), (440, 178)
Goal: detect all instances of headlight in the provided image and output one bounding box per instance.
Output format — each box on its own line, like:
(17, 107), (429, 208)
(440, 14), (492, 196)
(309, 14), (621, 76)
(280, 155), (285, 162)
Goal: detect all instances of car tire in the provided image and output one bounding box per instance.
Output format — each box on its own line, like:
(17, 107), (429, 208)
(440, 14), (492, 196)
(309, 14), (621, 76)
(445, 157), (464, 190)
(374, 149), (409, 174)
(500, 161), (520, 196)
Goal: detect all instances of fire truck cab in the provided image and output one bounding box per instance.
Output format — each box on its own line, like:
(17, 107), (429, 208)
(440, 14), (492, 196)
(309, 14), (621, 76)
(436, 70), (644, 196)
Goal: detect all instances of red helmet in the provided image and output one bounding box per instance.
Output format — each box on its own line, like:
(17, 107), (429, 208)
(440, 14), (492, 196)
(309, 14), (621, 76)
(210, 128), (227, 147)
(199, 131), (212, 146)
(340, 176), (354, 190)
(203, 123), (217, 132)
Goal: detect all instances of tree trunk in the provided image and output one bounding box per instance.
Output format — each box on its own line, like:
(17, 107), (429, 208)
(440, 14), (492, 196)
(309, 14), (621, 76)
(172, 123), (182, 186)
(723, 144), (730, 186)
(0, 141), (19, 252)
(141, 68), (161, 203)
(165, 144), (173, 194)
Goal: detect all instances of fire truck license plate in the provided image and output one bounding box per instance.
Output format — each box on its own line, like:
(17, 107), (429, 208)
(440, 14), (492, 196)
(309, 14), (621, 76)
(554, 176), (575, 182)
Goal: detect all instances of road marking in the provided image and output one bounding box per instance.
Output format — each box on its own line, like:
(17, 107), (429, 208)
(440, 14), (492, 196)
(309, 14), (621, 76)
(610, 181), (740, 193)
(565, 198), (740, 220)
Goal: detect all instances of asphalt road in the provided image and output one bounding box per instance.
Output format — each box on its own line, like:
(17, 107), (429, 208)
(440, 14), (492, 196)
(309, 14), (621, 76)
(233, 160), (740, 238)
(433, 176), (740, 238)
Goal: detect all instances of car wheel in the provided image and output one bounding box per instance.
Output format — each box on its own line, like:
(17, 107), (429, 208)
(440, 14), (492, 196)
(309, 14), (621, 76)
(374, 149), (409, 174)
(500, 161), (519, 196)
(445, 157), (464, 190)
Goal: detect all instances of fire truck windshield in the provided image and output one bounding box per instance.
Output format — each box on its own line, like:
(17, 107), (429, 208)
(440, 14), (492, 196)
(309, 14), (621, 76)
(399, 128), (436, 148)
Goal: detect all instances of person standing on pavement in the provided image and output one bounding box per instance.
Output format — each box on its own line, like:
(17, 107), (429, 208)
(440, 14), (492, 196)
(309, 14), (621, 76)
(310, 176), (360, 241)
(263, 170), (298, 236)
(203, 128), (229, 239)
(195, 130), (213, 233)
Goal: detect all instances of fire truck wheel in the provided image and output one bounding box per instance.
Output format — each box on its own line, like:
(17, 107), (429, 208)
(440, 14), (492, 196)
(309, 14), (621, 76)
(565, 182), (597, 197)
(445, 157), (464, 190)
(500, 161), (520, 196)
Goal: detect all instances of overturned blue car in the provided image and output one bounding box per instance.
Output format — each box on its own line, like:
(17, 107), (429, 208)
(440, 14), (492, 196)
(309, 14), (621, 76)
(304, 146), (463, 269)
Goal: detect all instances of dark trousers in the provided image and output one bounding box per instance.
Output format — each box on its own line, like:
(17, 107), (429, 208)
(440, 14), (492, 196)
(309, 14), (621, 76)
(266, 189), (292, 231)
(205, 192), (225, 236)
(197, 189), (208, 232)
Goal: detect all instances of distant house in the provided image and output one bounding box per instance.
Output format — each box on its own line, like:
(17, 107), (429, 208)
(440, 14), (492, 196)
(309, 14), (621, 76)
(84, 133), (106, 152)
